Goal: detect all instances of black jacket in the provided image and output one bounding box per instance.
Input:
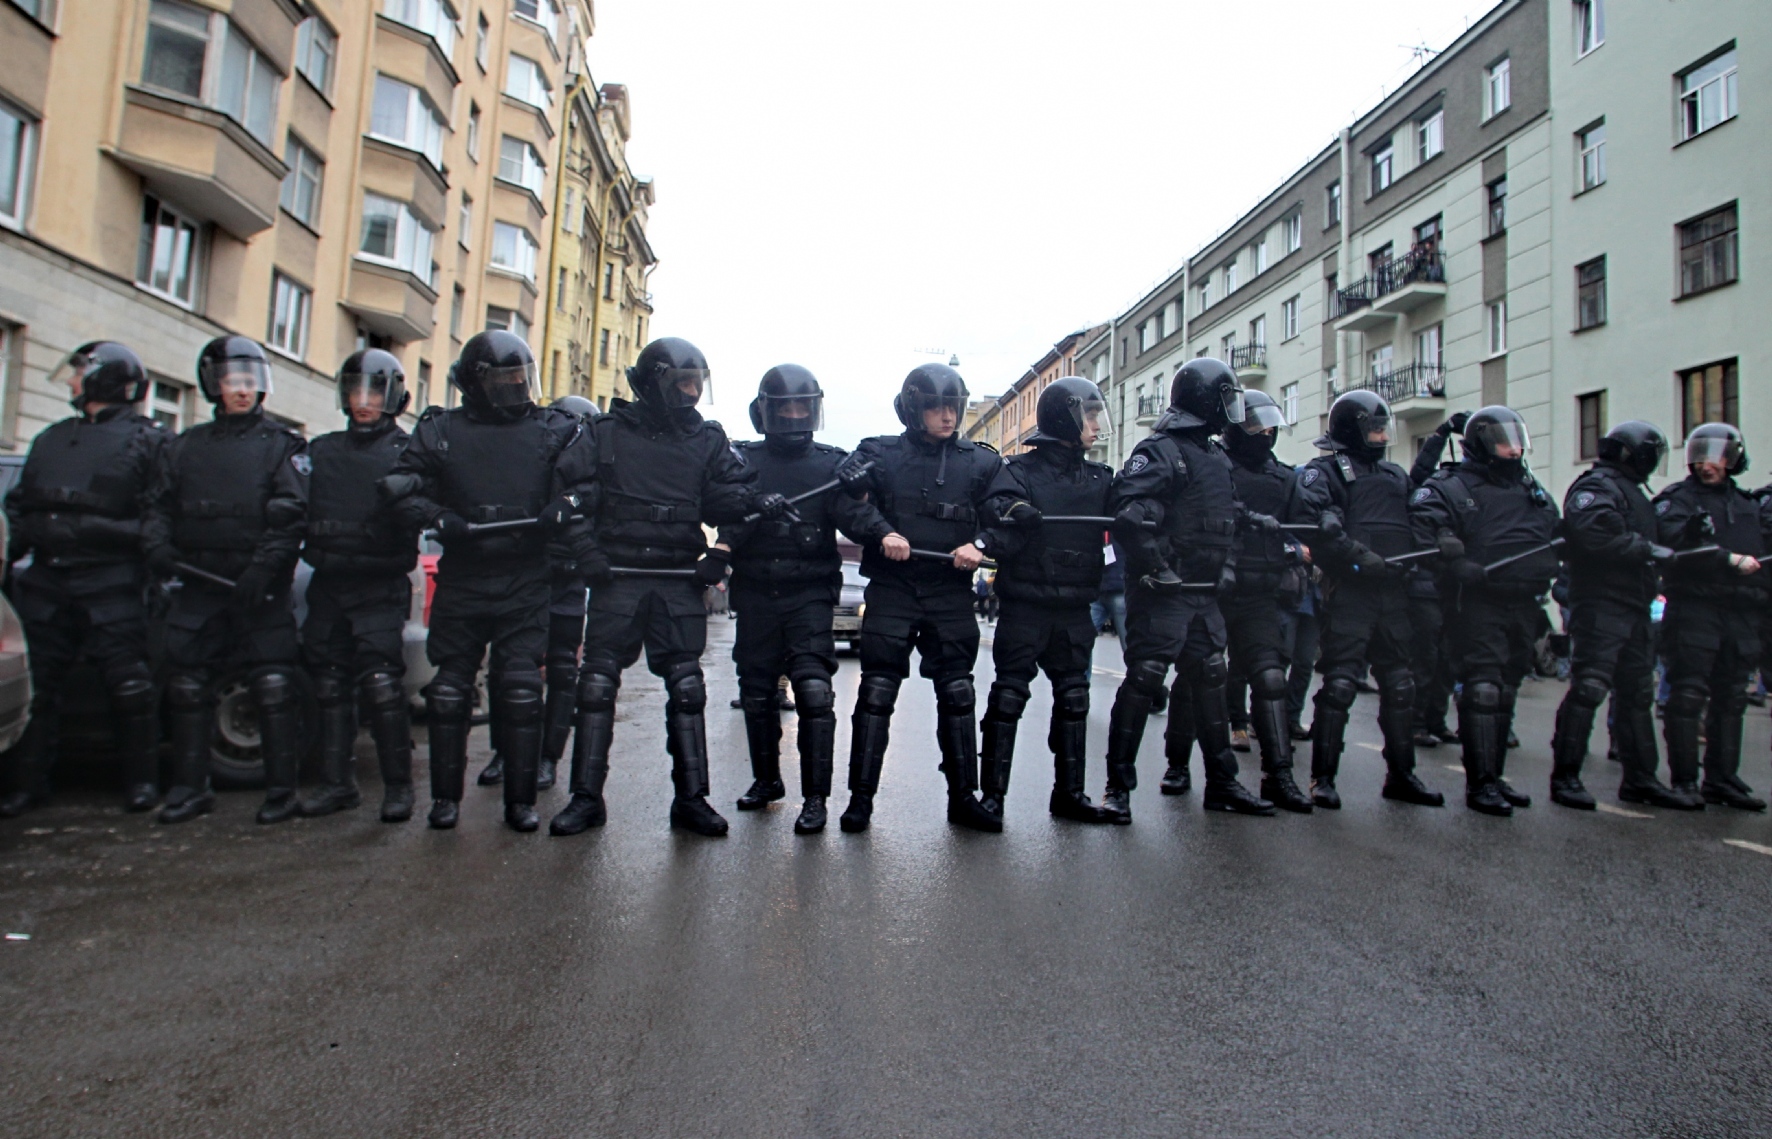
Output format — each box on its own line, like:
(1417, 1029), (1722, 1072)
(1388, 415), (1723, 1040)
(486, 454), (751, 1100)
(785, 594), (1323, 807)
(1410, 459), (1561, 595)
(1655, 474), (1771, 608)
(848, 430), (1007, 594)
(303, 418), (417, 578)
(984, 438), (1113, 607)
(1294, 449), (1415, 581)
(717, 437), (879, 590)
(6, 406), (167, 568)
(1562, 460), (1660, 606)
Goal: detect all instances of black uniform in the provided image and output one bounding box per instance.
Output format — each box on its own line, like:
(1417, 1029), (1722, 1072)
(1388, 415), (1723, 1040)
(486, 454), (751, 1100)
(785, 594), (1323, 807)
(1407, 429), (1457, 742)
(300, 418), (417, 818)
(978, 433), (1112, 820)
(2, 407), (167, 813)
(1654, 474), (1771, 804)
(381, 402), (596, 826)
(144, 406), (309, 822)
(843, 429), (1008, 831)
(1555, 460), (1677, 805)
(1411, 458), (1560, 809)
(718, 436), (876, 820)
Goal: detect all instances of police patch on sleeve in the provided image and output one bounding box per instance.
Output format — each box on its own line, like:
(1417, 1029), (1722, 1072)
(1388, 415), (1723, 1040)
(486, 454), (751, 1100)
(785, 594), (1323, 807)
(1410, 487), (1432, 504)
(1124, 454), (1148, 475)
(1655, 499), (1672, 515)
(290, 453), (312, 476)
(1300, 468), (1320, 487)
(1574, 491), (1596, 510)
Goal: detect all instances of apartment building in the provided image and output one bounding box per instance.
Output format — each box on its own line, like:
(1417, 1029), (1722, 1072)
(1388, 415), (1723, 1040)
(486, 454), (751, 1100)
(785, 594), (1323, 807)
(0, 0), (640, 451)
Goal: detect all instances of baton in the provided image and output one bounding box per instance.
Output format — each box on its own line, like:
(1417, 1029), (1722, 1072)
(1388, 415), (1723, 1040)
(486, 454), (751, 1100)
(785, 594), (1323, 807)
(909, 548), (998, 571)
(1671, 545), (1723, 561)
(1280, 523), (1323, 534)
(1145, 580), (1222, 594)
(1384, 548), (1442, 567)
(1039, 515), (1117, 525)
(1481, 538), (1565, 575)
(739, 462), (875, 524)
(609, 566), (699, 579)
(173, 561), (237, 590)
(422, 514), (587, 539)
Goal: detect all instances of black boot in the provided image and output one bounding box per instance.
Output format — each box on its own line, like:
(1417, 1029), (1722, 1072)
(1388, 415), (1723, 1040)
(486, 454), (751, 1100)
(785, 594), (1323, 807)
(1194, 670), (1273, 816)
(477, 753), (504, 786)
(1378, 678), (1443, 807)
(736, 692), (787, 810)
(1250, 673), (1310, 814)
(1159, 677), (1194, 795)
(1613, 696), (1696, 808)
(1309, 680), (1353, 810)
(159, 677), (215, 825)
(1662, 688), (1707, 809)
(539, 663), (577, 792)
(425, 681), (472, 829)
(979, 684), (1024, 822)
(1048, 709), (1108, 823)
(551, 710), (612, 835)
(253, 672), (304, 825)
(1549, 694), (1598, 810)
(1101, 669), (1159, 825)
(1702, 701), (1767, 810)
(665, 671), (727, 837)
(793, 677), (837, 834)
(363, 673), (414, 822)
(841, 676), (896, 833)
(1, 707), (55, 818)
(1461, 686), (1512, 817)
(301, 680), (362, 818)
(111, 678), (160, 813)
(938, 682), (999, 833)
(1492, 686), (1530, 807)
(499, 687), (542, 832)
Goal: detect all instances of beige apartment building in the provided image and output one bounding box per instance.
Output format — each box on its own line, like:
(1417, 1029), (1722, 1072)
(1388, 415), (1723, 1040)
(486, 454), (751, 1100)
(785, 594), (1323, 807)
(0, 0), (649, 450)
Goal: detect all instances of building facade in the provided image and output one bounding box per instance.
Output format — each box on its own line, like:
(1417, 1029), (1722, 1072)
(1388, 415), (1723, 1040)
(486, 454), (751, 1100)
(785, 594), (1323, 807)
(962, 323), (1109, 458)
(0, 0), (646, 449)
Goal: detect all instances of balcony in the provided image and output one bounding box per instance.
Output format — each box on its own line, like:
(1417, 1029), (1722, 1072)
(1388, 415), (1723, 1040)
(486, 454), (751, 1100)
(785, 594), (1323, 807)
(1344, 363), (1446, 418)
(343, 258), (438, 343)
(1230, 343), (1267, 382)
(112, 88), (286, 239)
(1333, 247), (1447, 333)
(1135, 392), (1164, 427)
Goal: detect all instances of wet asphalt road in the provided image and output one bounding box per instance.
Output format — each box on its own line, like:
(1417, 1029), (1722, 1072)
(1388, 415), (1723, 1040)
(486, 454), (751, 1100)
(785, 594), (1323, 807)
(3, 617), (1772, 1138)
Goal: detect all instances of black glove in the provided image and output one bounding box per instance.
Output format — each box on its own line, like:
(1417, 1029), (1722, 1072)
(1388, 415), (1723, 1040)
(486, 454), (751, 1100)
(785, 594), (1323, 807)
(1439, 411), (1471, 437)
(147, 546), (180, 577)
(836, 454), (872, 495)
(1139, 567), (1186, 593)
(540, 495), (581, 535)
(231, 563), (274, 611)
(754, 493), (791, 521)
(1317, 513), (1345, 542)
(1647, 544), (1677, 565)
(578, 547), (613, 584)
(1244, 511), (1281, 535)
(1006, 501), (1043, 528)
(1451, 559), (1488, 586)
(1436, 532), (1466, 560)
(693, 547), (731, 586)
(433, 511), (472, 546)
(1349, 544), (1386, 575)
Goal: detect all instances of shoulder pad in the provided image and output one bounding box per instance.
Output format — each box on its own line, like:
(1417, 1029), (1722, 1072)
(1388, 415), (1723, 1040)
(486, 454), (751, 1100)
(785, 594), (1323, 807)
(867, 435), (902, 450)
(813, 442), (839, 453)
(1085, 459), (1114, 475)
(703, 418), (725, 434)
(974, 440), (998, 454)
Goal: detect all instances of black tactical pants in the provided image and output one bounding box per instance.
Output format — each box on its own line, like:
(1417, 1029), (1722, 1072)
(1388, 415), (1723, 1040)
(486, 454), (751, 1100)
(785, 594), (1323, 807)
(1663, 596), (1762, 788)
(731, 579), (838, 695)
(1557, 596), (1658, 786)
(1107, 588), (1235, 794)
(1409, 592), (1454, 733)
(301, 571), (409, 681)
(1447, 589), (1542, 692)
(1310, 575), (1416, 787)
(426, 572), (549, 695)
(983, 598), (1096, 800)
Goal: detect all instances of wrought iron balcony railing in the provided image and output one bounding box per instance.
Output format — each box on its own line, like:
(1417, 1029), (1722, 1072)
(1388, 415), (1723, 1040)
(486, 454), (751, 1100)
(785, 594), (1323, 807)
(1345, 362), (1446, 402)
(1332, 247), (1446, 319)
(1229, 343), (1267, 370)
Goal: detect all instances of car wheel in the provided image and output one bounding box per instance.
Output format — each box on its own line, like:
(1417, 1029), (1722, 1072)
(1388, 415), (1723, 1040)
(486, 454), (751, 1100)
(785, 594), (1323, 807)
(208, 669), (319, 790)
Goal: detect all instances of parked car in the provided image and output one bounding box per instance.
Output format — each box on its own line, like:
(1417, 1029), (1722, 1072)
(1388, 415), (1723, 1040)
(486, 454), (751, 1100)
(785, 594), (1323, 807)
(0, 503), (32, 753)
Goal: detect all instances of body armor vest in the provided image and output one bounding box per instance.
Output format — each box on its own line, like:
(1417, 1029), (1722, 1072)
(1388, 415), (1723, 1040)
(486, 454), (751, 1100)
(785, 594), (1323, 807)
(1431, 465), (1559, 587)
(1339, 456), (1415, 559)
(729, 439), (844, 587)
(1663, 478), (1768, 605)
(591, 408), (722, 566)
(860, 433), (996, 586)
(305, 423), (414, 575)
(1230, 455), (1295, 590)
(996, 444), (1111, 606)
(1566, 464), (1657, 604)
(12, 412), (159, 562)
(426, 407), (569, 565)
(1154, 433), (1238, 581)
(170, 415), (293, 553)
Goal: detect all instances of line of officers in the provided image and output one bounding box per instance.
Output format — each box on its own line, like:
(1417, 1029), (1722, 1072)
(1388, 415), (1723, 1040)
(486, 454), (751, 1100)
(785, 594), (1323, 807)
(2, 330), (1767, 837)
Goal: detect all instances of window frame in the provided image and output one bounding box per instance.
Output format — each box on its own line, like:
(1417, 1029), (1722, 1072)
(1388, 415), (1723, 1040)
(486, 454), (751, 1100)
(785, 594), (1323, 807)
(1417, 109), (1444, 164)
(1577, 390), (1606, 460)
(1680, 358), (1739, 437)
(475, 13), (490, 70)
(1487, 299), (1508, 356)
(381, 0), (459, 59)
(1485, 57), (1512, 120)
(496, 134), (546, 195)
(1254, 236), (1269, 275)
(1486, 177), (1508, 237)
(357, 191), (437, 282)
(267, 271), (312, 360)
(1370, 144), (1394, 194)
(1575, 0), (1605, 58)
(1281, 382), (1299, 426)
(150, 380), (187, 433)
(1677, 203), (1739, 298)
(279, 133), (324, 228)
(294, 16), (337, 98)
(1281, 295), (1299, 341)
(141, 0), (281, 147)
(1576, 255), (1607, 330)
(1679, 47), (1738, 142)
(370, 74), (448, 171)
(1577, 121), (1606, 191)
(1325, 180), (1341, 227)
(0, 98), (38, 233)
(1282, 211), (1302, 254)
(504, 53), (553, 113)
(458, 192), (472, 247)
(136, 194), (203, 308)
(490, 220), (539, 281)
(511, 0), (560, 44)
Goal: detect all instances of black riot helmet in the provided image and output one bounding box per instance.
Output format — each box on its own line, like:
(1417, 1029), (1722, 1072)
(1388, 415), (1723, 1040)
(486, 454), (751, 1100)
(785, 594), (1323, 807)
(750, 364), (825, 436)
(553, 394), (599, 420)
(196, 335), (273, 404)
(1035, 377), (1113, 446)
(50, 341), (149, 407)
(1462, 405), (1531, 472)
(1685, 421), (1749, 476)
(451, 329), (539, 415)
(893, 363), (969, 432)
(336, 348), (409, 420)
(1319, 390), (1393, 457)
(1164, 357), (1246, 432)
(628, 337), (711, 412)
(1223, 388), (1288, 462)
(1596, 420), (1668, 482)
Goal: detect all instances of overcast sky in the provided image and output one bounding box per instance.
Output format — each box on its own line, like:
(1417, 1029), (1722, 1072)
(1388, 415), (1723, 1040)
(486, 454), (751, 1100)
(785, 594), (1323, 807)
(586, 0), (1503, 448)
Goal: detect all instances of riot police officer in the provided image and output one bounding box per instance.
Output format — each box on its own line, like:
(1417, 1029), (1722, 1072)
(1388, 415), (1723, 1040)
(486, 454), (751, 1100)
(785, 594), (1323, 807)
(1, 342), (167, 817)
(1410, 406), (1559, 816)
(978, 377), (1115, 825)
(1104, 358), (1275, 823)
(379, 331), (597, 832)
(297, 350), (420, 822)
(144, 337), (309, 825)
(548, 337), (776, 839)
(1294, 391), (1444, 810)
(1407, 413), (1468, 749)
(835, 364), (1012, 834)
(1653, 423), (1770, 811)
(717, 365), (877, 834)
(1552, 421), (1693, 809)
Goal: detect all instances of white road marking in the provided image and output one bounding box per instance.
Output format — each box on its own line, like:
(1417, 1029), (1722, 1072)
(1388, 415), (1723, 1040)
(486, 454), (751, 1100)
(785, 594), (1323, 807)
(1723, 839), (1772, 857)
(1596, 803), (1652, 819)
(1442, 763), (1465, 773)
(1354, 742), (1382, 752)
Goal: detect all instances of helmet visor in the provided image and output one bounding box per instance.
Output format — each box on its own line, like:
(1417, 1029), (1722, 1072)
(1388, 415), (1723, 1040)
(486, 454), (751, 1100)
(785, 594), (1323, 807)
(1240, 402), (1289, 434)
(1472, 419), (1530, 459)
(904, 391), (969, 420)
(49, 350), (104, 398)
(1072, 398), (1113, 442)
(199, 356), (273, 400)
(757, 392), (823, 433)
(1221, 386), (1246, 425)
(660, 367), (710, 409)
(338, 372), (405, 415)
(1686, 431), (1743, 469)
(471, 361), (540, 408)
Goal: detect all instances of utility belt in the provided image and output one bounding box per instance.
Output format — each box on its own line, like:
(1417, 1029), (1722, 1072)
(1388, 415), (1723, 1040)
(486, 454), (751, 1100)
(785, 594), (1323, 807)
(602, 501), (700, 523)
(20, 487), (133, 515)
(913, 501), (976, 524)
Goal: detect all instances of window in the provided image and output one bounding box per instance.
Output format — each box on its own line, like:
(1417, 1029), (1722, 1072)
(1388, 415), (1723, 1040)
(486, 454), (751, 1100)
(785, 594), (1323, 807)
(1369, 343), (1393, 378)
(1197, 281), (1211, 312)
(294, 17), (336, 96)
(466, 102), (481, 159)
(475, 12), (490, 69)
(382, 0), (457, 58)
(1249, 314), (1266, 348)
(150, 381), (186, 432)
(1577, 391), (1605, 460)
(268, 272), (311, 358)
(458, 193), (471, 245)
(142, 0), (281, 146)
(370, 76), (447, 169)
(1281, 295), (1299, 340)
(1281, 383), (1299, 426)
(1152, 308), (1165, 339)
(1282, 212), (1302, 253)
(0, 100), (37, 231)
(1417, 110), (1444, 163)
(602, 261), (614, 300)
(1414, 215), (1441, 250)
(1221, 332), (1236, 358)
(136, 195), (200, 306)
(1680, 49), (1738, 140)
(1416, 324), (1443, 370)
(1575, 0), (1605, 56)
(1371, 145), (1393, 193)
(450, 284), (464, 338)
(1135, 321), (1151, 353)
(1578, 121), (1606, 190)
(1487, 177), (1508, 236)
(416, 361), (432, 410)
(491, 221), (538, 280)
(1576, 256), (1607, 329)
(358, 192), (435, 280)
(556, 267), (567, 311)
(497, 135), (546, 193)
(1223, 261), (1237, 293)
(1487, 300), (1508, 355)
(14, 0), (55, 26)
(563, 187), (576, 233)
(505, 54), (552, 112)
(512, 0), (560, 42)
(1678, 204), (1738, 297)
(486, 306), (529, 339)
(1367, 243), (1392, 278)
(279, 135), (323, 227)
(1681, 359), (1739, 436)
(1485, 58), (1512, 119)
(1254, 237), (1269, 275)
(1325, 181), (1341, 226)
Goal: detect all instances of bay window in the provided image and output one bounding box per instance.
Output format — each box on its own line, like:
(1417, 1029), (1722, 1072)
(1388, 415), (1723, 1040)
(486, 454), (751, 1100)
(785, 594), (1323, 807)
(382, 0), (458, 59)
(370, 76), (447, 169)
(491, 221), (539, 281)
(504, 54), (552, 112)
(359, 192), (436, 282)
(497, 136), (546, 194)
(141, 0), (281, 147)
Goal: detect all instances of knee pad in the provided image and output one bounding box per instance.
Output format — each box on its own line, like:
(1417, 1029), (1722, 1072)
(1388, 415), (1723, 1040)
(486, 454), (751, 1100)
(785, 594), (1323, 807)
(575, 670), (619, 713)
(1570, 674), (1611, 710)
(426, 680), (474, 723)
(1054, 679), (1091, 720)
(361, 671), (404, 713)
(313, 670), (351, 708)
(985, 682), (1029, 720)
(545, 661), (578, 690)
(791, 676), (835, 716)
(1249, 667), (1288, 701)
(1668, 686), (1708, 719)
(1192, 654), (1228, 690)
(664, 664), (706, 714)
(1464, 680), (1503, 714)
(493, 669), (544, 700)
(110, 675), (157, 717)
(1127, 658), (1169, 701)
(935, 676), (975, 715)
(494, 683), (543, 726)
(857, 673), (901, 716)
(1318, 675), (1359, 712)
(166, 673), (208, 712)
(250, 669), (297, 711)
(1380, 668), (1416, 706)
